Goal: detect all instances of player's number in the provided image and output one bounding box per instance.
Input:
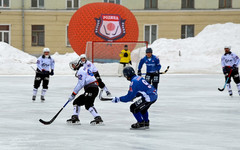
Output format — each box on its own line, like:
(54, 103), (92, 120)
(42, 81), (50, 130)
(87, 69), (94, 76)
(142, 80), (151, 88)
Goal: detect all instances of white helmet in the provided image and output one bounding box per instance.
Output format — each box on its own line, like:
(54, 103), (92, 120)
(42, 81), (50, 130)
(80, 54), (87, 63)
(224, 46), (231, 50)
(69, 57), (82, 71)
(43, 48), (50, 53)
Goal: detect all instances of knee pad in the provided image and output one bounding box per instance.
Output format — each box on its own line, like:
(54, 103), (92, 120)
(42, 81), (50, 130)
(35, 77), (41, 81)
(145, 75), (151, 83)
(44, 77), (49, 81)
(153, 75), (159, 83)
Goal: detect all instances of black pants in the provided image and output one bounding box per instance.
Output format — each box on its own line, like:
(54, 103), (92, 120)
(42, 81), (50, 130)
(73, 84), (99, 110)
(93, 71), (105, 89)
(145, 73), (159, 89)
(130, 98), (155, 115)
(33, 72), (50, 89)
(225, 68), (240, 84)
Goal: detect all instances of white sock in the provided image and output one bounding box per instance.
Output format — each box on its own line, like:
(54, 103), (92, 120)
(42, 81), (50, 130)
(237, 83), (240, 93)
(41, 89), (47, 96)
(103, 86), (109, 92)
(226, 84), (232, 91)
(33, 88), (38, 96)
(73, 105), (80, 116)
(88, 107), (99, 118)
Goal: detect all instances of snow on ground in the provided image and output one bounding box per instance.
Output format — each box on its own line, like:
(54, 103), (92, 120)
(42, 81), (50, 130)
(0, 75), (240, 150)
(0, 23), (240, 75)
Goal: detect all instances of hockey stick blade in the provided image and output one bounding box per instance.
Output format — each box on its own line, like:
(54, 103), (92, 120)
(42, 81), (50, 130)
(218, 88), (224, 91)
(160, 66), (170, 74)
(39, 100), (70, 125)
(99, 89), (113, 101)
(39, 107), (64, 125)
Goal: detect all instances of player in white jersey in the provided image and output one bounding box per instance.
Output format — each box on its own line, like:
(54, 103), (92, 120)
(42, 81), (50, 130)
(66, 58), (103, 125)
(79, 54), (111, 96)
(221, 46), (240, 96)
(32, 48), (55, 101)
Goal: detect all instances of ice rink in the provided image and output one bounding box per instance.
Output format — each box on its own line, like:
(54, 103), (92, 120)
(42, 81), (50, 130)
(0, 74), (240, 150)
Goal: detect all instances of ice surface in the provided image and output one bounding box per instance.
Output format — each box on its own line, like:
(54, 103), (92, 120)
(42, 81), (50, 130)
(0, 75), (240, 150)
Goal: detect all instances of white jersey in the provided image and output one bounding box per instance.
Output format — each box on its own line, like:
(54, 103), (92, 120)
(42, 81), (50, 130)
(37, 55), (55, 71)
(221, 52), (240, 67)
(73, 67), (97, 94)
(83, 60), (98, 73)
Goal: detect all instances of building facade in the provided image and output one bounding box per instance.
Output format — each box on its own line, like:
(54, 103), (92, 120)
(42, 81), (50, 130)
(0, 0), (240, 55)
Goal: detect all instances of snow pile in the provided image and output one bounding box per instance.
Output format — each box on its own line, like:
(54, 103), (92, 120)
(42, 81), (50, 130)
(132, 22), (240, 74)
(0, 23), (240, 75)
(0, 42), (37, 75)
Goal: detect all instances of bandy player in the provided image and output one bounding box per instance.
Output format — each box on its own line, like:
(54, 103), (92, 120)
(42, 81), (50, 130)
(66, 58), (103, 125)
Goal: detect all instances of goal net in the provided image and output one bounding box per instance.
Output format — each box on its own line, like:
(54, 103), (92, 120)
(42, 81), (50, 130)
(85, 41), (148, 75)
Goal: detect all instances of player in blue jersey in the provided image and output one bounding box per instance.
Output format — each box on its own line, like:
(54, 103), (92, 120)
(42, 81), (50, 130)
(138, 48), (161, 89)
(112, 66), (158, 130)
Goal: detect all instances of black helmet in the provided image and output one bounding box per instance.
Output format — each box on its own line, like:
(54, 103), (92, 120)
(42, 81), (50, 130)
(123, 67), (136, 80)
(146, 48), (153, 53)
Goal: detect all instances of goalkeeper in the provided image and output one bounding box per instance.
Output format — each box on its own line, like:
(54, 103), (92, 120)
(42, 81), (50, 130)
(118, 45), (132, 76)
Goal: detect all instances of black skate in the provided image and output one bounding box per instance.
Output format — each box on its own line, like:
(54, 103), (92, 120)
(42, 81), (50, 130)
(229, 90), (233, 97)
(32, 96), (36, 101)
(66, 115), (80, 124)
(144, 120), (150, 129)
(106, 91), (112, 97)
(130, 121), (145, 130)
(90, 116), (103, 125)
(41, 95), (45, 102)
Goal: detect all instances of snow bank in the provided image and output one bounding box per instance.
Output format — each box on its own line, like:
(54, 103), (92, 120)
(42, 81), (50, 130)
(0, 23), (240, 75)
(132, 22), (240, 74)
(0, 42), (37, 75)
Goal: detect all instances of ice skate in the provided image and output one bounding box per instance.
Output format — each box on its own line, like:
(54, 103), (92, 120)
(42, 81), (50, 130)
(130, 121), (146, 130)
(238, 90), (240, 96)
(32, 96), (36, 101)
(144, 120), (150, 129)
(228, 90), (233, 97)
(66, 115), (80, 124)
(106, 91), (112, 97)
(41, 95), (45, 102)
(90, 116), (103, 125)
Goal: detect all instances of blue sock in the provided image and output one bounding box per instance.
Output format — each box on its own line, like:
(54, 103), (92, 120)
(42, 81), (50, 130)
(142, 111), (149, 122)
(133, 112), (143, 122)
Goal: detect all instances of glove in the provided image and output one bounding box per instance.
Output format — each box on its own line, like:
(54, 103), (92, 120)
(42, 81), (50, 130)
(129, 61), (132, 65)
(233, 64), (238, 70)
(155, 70), (159, 75)
(112, 97), (120, 103)
(68, 92), (76, 102)
(124, 52), (128, 57)
(138, 70), (141, 76)
(50, 69), (54, 76)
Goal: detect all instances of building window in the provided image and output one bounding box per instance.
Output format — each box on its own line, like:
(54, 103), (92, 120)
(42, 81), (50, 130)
(219, 0), (232, 8)
(145, 0), (158, 9)
(0, 25), (10, 44)
(32, 25), (44, 46)
(144, 25), (157, 44)
(0, 0), (10, 8)
(181, 25), (194, 39)
(31, 0), (44, 8)
(182, 0), (194, 9)
(67, 0), (79, 9)
(66, 25), (70, 47)
(103, 0), (121, 4)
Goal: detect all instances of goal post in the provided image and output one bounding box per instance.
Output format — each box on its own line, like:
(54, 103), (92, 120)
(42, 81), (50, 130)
(86, 41), (148, 62)
(85, 41), (148, 75)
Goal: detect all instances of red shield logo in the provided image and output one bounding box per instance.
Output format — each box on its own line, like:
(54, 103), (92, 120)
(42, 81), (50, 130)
(95, 14), (126, 41)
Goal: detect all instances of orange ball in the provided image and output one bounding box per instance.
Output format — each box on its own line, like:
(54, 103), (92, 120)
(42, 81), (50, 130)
(68, 2), (139, 56)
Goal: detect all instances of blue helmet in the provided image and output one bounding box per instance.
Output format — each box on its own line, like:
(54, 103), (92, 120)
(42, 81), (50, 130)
(146, 48), (153, 53)
(123, 66), (135, 80)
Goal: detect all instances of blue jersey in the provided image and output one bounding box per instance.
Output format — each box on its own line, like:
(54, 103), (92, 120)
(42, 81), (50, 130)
(119, 75), (158, 103)
(138, 55), (161, 73)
